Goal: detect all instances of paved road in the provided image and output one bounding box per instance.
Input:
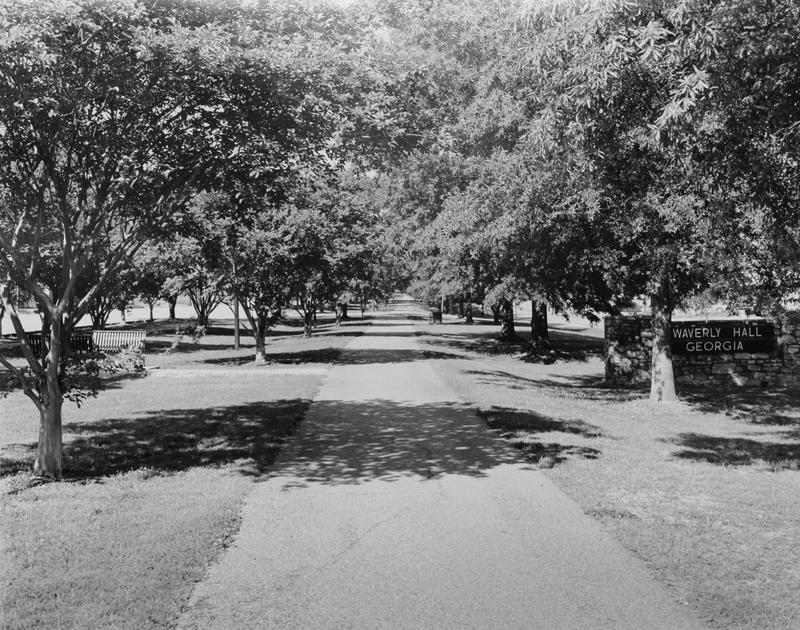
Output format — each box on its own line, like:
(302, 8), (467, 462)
(178, 298), (707, 630)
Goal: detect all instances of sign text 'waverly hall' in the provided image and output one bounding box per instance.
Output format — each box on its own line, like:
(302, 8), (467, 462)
(671, 321), (776, 355)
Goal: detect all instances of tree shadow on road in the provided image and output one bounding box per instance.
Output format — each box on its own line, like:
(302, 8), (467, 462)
(334, 348), (455, 364)
(268, 399), (570, 485)
(200, 348), (454, 367)
(1, 399), (602, 484)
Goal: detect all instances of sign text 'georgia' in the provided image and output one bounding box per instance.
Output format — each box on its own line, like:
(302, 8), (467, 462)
(671, 321), (776, 355)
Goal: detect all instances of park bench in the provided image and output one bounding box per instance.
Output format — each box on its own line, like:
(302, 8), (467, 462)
(23, 329), (145, 357)
(91, 329), (146, 352)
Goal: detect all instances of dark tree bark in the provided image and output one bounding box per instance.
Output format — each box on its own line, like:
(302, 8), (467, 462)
(530, 300), (551, 352)
(650, 290), (677, 401)
(33, 321), (64, 479)
(498, 298), (517, 340)
(304, 309), (314, 337)
(465, 291), (474, 325)
(490, 302), (500, 325)
(167, 295), (177, 319)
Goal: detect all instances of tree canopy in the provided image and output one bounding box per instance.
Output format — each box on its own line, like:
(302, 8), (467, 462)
(2, 0), (799, 478)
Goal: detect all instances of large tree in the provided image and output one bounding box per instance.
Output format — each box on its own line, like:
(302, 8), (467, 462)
(565, 0), (800, 398)
(0, 0), (226, 478)
(0, 0), (372, 479)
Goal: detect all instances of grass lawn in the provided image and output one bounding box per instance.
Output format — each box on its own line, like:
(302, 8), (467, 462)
(4, 309), (800, 629)
(418, 319), (800, 630)
(0, 317), (360, 630)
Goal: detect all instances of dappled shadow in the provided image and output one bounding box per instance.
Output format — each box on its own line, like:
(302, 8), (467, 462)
(371, 315), (429, 323)
(418, 327), (604, 362)
(1, 365), (608, 483)
(477, 407), (604, 467)
(365, 332), (426, 340)
(198, 347), (455, 366)
(681, 384), (800, 428)
(194, 341), (456, 368)
(201, 355), (263, 367)
(0, 400), (310, 479)
(520, 330), (605, 363)
(268, 399), (532, 485)
(478, 407), (606, 438)
(332, 348), (455, 365)
(671, 432), (800, 469)
(314, 330), (366, 337)
(1, 399), (549, 484)
(204, 348), (342, 366)
(466, 369), (649, 402)
(421, 332), (528, 356)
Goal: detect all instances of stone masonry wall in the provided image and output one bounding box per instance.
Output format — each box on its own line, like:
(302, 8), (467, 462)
(605, 312), (800, 386)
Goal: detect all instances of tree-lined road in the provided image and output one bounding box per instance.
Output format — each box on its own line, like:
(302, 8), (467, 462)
(178, 297), (706, 630)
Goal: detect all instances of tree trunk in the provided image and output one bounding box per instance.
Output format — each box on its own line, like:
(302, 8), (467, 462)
(239, 302), (265, 364)
(530, 301), (551, 351)
(254, 344), (268, 363)
(253, 326), (267, 363)
(650, 292), (677, 401)
(340, 302), (349, 320)
(33, 324), (64, 479)
(148, 302), (154, 322)
(34, 397), (63, 480)
(119, 307), (126, 323)
(498, 298), (517, 340)
(465, 292), (474, 325)
(89, 302), (112, 329)
(168, 296), (177, 319)
(491, 302), (500, 325)
(304, 311), (313, 337)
